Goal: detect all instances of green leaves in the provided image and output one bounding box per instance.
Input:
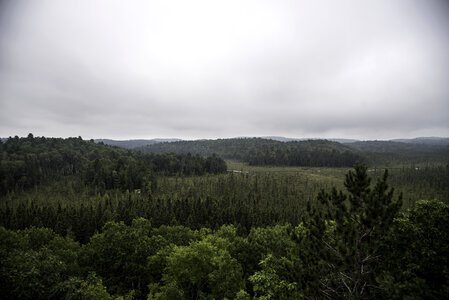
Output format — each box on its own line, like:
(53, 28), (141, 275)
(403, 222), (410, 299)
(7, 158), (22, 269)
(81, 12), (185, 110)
(378, 200), (449, 299)
(0, 226), (81, 299)
(250, 255), (300, 300)
(150, 232), (244, 300)
(81, 219), (153, 296)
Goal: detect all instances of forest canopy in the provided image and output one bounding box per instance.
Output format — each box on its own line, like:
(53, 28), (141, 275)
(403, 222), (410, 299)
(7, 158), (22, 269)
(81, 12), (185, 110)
(0, 135), (448, 299)
(0, 135), (227, 195)
(0, 163), (448, 299)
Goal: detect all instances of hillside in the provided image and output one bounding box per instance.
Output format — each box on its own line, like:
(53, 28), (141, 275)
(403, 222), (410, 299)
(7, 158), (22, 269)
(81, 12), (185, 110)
(137, 138), (364, 167)
(135, 137), (449, 167)
(348, 141), (449, 165)
(390, 137), (449, 145)
(0, 135), (227, 195)
(94, 138), (181, 149)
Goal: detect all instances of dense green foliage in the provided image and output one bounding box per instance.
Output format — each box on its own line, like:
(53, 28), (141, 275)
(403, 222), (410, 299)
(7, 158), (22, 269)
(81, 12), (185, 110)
(0, 173), (314, 243)
(1, 140), (448, 242)
(378, 200), (449, 299)
(387, 165), (449, 206)
(0, 134), (227, 195)
(138, 138), (364, 167)
(2, 164), (448, 245)
(1, 198), (448, 299)
(1, 135), (448, 299)
(304, 165), (402, 298)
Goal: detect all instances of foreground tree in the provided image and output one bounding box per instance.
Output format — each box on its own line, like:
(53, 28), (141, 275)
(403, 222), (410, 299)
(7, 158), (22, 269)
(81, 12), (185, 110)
(80, 218), (153, 297)
(304, 164), (402, 299)
(149, 235), (244, 300)
(0, 226), (81, 299)
(378, 200), (449, 299)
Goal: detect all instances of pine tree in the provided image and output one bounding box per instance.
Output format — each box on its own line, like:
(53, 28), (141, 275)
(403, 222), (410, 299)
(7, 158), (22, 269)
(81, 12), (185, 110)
(306, 164), (402, 299)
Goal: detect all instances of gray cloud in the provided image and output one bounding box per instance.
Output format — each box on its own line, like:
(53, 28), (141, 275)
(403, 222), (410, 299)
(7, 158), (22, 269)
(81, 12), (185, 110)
(0, 0), (448, 140)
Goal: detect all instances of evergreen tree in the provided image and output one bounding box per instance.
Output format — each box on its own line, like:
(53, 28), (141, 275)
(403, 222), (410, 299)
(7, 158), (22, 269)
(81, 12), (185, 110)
(305, 164), (402, 299)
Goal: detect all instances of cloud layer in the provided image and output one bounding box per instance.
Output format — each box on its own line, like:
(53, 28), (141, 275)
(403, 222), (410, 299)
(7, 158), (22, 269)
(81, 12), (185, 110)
(1, 0), (448, 139)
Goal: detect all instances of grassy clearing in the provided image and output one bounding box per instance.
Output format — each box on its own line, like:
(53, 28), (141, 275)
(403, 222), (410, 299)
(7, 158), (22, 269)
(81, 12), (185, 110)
(227, 160), (348, 179)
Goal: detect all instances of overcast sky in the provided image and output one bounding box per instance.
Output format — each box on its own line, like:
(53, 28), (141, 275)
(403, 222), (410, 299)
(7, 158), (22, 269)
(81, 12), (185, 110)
(0, 0), (448, 140)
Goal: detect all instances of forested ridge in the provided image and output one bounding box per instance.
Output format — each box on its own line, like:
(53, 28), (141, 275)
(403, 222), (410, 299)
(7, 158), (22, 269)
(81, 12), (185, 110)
(0, 134), (226, 195)
(136, 137), (449, 167)
(349, 140), (449, 165)
(0, 135), (448, 299)
(137, 138), (364, 167)
(94, 138), (182, 150)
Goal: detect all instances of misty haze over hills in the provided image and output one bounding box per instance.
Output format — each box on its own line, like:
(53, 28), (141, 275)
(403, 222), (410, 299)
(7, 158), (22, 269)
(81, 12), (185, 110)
(3, 136), (449, 147)
(94, 138), (182, 149)
(91, 136), (449, 149)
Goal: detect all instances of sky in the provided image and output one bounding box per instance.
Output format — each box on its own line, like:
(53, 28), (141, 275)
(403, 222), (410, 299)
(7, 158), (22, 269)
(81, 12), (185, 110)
(0, 0), (448, 140)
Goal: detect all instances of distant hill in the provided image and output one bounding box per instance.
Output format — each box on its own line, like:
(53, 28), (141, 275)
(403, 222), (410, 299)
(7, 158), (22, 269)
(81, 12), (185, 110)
(260, 137), (449, 145)
(261, 136), (360, 143)
(261, 136), (304, 142)
(328, 138), (360, 144)
(3, 136), (447, 166)
(137, 138), (364, 167)
(390, 137), (449, 145)
(94, 138), (182, 149)
(347, 140), (449, 165)
(135, 137), (449, 166)
(92, 136), (361, 149)
(349, 140), (449, 153)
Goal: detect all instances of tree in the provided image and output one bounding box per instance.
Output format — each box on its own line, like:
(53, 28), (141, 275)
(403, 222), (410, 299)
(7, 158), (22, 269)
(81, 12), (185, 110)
(304, 164), (402, 299)
(0, 226), (81, 300)
(149, 237), (244, 299)
(249, 254), (300, 299)
(62, 273), (123, 300)
(378, 200), (449, 299)
(80, 218), (153, 297)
